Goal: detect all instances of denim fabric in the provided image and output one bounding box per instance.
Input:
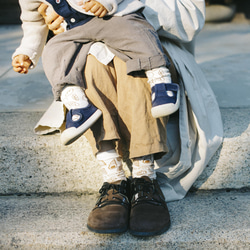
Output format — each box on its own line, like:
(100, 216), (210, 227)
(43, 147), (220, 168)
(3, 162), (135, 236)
(46, 0), (93, 29)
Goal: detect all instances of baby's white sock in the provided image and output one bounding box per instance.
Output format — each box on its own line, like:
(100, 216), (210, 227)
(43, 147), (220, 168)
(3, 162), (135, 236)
(146, 67), (172, 87)
(96, 149), (127, 183)
(61, 85), (89, 110)
(132, 154), (156, 180)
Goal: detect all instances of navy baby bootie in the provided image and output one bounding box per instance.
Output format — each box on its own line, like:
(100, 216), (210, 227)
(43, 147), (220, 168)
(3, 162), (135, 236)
(61, 104), (102, 145)
(151, 83), (180, 118)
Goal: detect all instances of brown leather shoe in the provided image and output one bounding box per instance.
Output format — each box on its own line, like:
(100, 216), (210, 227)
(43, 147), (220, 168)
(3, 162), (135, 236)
(129, 177), (171, 236)
(87, 180), (130, 234)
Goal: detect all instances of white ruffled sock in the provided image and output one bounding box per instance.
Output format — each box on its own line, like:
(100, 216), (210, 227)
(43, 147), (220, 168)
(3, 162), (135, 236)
(146, 67), (174, 100)
(96, 149), (127, 183)
(145, 67), (172, 87)
(61, 85), (89, 110)
(132, 154), (156, 180)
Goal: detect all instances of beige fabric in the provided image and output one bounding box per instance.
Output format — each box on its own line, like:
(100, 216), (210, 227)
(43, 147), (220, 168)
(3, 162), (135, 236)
(155, 40), (223, 201)
(34, 100), (66, 135)
(83, 55), (168, 160)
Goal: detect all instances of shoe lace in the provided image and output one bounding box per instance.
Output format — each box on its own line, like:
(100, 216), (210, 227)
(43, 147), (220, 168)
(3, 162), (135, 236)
(96, 182), (129, 208)
(131, 179), (165, 207)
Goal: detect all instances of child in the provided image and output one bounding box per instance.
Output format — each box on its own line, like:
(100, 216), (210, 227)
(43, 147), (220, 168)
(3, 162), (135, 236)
(12, 0), (180, 146)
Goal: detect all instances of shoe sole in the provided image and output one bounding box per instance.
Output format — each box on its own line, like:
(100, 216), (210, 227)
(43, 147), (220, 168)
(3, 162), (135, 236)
(151, 90), (180, 118)
(61, 109), (102, 146)
(129, 221), (171, 237)
(87, 224), (128, 234)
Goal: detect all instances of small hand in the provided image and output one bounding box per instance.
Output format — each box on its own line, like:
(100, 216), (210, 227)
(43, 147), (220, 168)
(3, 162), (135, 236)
(82, 0), (108, 18)
(12, 55), (32, 74)
(38, 3), (65, 35)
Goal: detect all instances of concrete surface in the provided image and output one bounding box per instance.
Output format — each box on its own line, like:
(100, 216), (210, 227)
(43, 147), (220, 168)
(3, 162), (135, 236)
(0, 108), (249, 195)
(195, 21), (250, 108)
(193, 107), (250, 190)
(0, 190), (249, 249)
(0, 25), (53, 112)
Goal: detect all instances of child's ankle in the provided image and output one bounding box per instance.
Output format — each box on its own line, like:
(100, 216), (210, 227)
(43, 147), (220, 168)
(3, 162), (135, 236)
(61, 85), (89, 110)
(146, 67), (172, 87)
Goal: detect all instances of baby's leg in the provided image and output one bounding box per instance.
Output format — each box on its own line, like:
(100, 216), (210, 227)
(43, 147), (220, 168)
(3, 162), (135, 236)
(146, 67), (180, 118)
(42, 28), (102, 146)
(84, 13), (180, 118)
(86, 12), (169, 73)
(60, 85), (102, 146)
(42, 25), (94, 100)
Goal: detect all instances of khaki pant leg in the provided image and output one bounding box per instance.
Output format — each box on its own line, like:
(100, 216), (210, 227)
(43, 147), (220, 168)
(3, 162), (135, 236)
(83, 55), (168, 160)
(113, 56), (168, 160)
(83, 55), (120, 154)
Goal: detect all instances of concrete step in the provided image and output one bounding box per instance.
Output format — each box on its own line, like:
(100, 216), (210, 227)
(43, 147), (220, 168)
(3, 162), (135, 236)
(0, 190), (249, 249)
(0, 108), (249, 195)
(205, 4), (236, 23)
(193, 107), (250, 190)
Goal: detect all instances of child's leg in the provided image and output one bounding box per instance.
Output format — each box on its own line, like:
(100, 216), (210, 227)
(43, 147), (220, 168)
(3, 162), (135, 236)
(145, 67), (180, 118)
(42, 28), (93, 101)
(130, 153), (170, 236)
(87, 141), (129, 234)
(97, 149), (127, 183)
(60, 85), (102, 145)
(131, 154), (156, 180)
(77, 13), (179, 118)
(60, 85), (89, 110)
(42, 26), (105, 146)
(84, 55), (171, 235)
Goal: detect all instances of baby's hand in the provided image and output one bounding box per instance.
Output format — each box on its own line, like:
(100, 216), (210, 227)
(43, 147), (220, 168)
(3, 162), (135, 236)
(38, 3), (65, 35)
(12, 55), (32, 74)
(81, 0), (107, 17)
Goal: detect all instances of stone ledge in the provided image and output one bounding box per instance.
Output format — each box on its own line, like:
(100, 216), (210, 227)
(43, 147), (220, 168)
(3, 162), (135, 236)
(205, 4), (236, 23)
(0, 108), (249, 195)
(194, 107), (250, 190)
(0, 190), (249, 249)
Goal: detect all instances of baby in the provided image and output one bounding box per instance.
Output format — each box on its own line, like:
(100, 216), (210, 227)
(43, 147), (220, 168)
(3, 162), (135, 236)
(12, 0), (180, 145)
